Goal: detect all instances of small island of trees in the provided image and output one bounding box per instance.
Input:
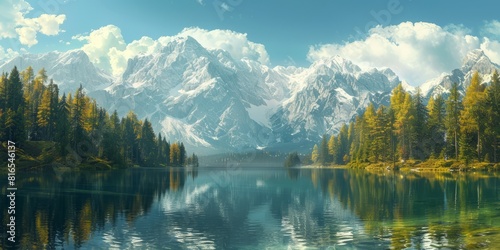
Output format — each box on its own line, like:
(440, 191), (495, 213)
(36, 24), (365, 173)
(284, 152), (301, 168)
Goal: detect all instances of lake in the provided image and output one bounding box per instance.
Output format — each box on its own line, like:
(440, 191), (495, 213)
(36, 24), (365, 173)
(1, 167), (500, 249)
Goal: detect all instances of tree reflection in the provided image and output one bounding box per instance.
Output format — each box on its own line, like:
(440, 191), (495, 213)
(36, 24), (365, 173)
(307, 169), (500, 248)
(0, 168), (498, 249)
(0, 168), (195, 249)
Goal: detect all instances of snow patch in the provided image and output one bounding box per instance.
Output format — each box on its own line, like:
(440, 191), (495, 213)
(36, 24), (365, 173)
(420, 73), (448, 96)
(335, 88), (354, 101)
(246, 99), (281, 128)
(161, 116), (211, 147)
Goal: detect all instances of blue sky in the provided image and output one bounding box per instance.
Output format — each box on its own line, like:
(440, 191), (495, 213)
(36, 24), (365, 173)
(2, 0), (500, 84)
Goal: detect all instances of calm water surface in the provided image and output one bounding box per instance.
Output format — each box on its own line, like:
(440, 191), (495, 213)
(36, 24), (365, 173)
(1, 167), (500, 249)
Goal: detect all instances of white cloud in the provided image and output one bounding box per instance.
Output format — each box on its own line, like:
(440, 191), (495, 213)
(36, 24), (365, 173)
(0, 45), (20, 61)
(77, 25), (270, 76)
(308, 22), (485, 85)
(220, 3), (232, 12)
(16, 26), (38, 46)
(480, 37), (500, 65)
(174, 27), (270, 65)
(482, 20), (500, 37)
(72, 34), (88, 41)
(0, 0), (31, 38)
(78, 25), (126, 72)
(196, 0), (205, 5)
(36, 14), (66, 35)
(0, 0), (66, 47)
(108, 36), (160, 75)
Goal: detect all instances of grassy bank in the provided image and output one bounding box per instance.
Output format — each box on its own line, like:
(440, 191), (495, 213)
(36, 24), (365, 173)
(347, 158), (500, 172)
(0, 141), (114, 173)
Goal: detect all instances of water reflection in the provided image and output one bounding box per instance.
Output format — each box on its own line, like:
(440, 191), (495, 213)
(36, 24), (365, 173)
(0, 167), (499, 249)
(309, 169), (500, 249)
(0, 167), (195, 249)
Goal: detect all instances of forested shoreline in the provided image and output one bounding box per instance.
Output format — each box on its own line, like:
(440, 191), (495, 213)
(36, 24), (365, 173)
(310, 70), (500, 170)
(0, 66), (198, 170)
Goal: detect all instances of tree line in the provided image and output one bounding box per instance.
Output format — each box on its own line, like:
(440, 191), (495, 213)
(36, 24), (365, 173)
(0, 66), (199, 168)
(311, 70), (500, 166)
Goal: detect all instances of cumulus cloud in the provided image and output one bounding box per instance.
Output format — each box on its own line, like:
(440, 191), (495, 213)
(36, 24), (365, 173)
(0, 0), (31, 38)
(108, 36), (160, 75)
(76, 25), (270, 76)
(174, 27), (270, 65)
(16, 26), (38, 46)
(0, 0), (66, 46)
(308, 22), (484, 85)
(76, 25), (126, 72)
(36, 14), (66, 35)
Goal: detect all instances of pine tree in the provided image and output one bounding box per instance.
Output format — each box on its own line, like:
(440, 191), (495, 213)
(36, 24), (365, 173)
(397, 93), (415, 160)
(318, 135), (329, 165)
(102, 110), (123, 165)
(5, 109), (15, 139)
(347, 122), (355, 152)
(349, 115), (369, 162)
(27, 77), (45, 140)
(284, 152), (301, 167)
(412, 89), (429, 159)
(336, 124), (349, 164)
(93, 107), (107, 156)
(311, 144), (319, 163)
(367, 105), (391, 162)
(0, 74), (7, 140)
(0, 73), (6, 110)
(5, 67), (26, 143)
(122, 115), (135, 163)
(139, 119), (157, 167)
(193, 154), (199, 167)
(460, 72), (486, 162)
(21, 66), (34, 86)
(179, 142), (186, 166)
(21, 66), (35, 139)
(170, 142), (181, 166)
(36, 68), (48, 84)
(70, 85), (87, 153)
(164, 139), (170, 166)
(364, 103), (379, 161)
(55, 94), (71, 155)
(157, 133), (163, 166)
(391, 85), (406, 160)
(445, 82), (462, 160)
(37, 87), (52, 140)
(328, 135), (337, 163)
(6, 66), (24, 111)
(485, 70), (500, 162)
(427, 94), (446, 158)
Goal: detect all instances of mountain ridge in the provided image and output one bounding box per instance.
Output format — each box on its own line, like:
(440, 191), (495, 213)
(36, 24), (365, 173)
(1, 39), (498, 154)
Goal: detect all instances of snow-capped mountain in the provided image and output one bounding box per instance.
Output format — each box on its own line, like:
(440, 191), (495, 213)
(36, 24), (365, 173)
(270, 56), (400, 150)
(102, 38), (402, 153)
(0, 50), (114, 95)
(421, 50), (499, 98)
(1, 38), (497, 154)
(102, 37), (293, 153)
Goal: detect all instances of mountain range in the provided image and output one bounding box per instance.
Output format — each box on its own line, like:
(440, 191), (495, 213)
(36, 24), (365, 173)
(1, 37), (498, 154)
